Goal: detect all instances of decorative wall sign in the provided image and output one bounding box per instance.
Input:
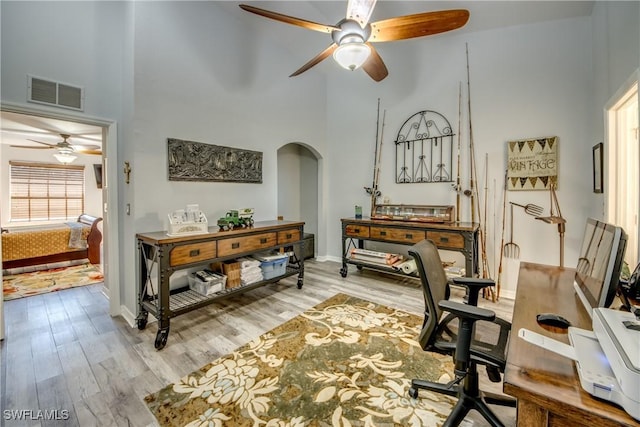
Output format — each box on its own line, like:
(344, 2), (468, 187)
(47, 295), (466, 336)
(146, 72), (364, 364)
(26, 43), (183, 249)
(167, 138), (262, 183)
(592, 142), (603, 193)
(394, 110), (454, 184)
(507, 136), (557, 190)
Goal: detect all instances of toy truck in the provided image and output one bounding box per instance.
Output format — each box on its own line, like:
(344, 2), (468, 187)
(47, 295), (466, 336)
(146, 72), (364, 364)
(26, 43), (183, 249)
(217, 208), (254, 231)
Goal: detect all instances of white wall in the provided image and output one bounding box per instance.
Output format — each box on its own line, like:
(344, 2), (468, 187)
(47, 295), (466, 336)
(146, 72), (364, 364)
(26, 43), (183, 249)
(591, 1), (640, 217)
(1, 1), (128, 313)
(0, 145), (102, 226)
(2, 1), (638, 314)
(120, 2), (329, 313)
(325, 16), (594, 279)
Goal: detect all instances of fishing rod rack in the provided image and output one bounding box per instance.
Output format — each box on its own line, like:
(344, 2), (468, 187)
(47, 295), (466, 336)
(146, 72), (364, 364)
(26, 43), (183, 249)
(395, 110), (454, 184)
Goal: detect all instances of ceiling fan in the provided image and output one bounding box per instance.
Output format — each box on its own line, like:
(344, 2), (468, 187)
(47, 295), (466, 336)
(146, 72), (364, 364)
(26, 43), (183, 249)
(10, 133), (102, 164)
(239, 0), (469, 82)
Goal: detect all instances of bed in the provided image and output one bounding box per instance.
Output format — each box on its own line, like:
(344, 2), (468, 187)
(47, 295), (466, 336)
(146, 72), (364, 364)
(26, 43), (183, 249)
(1, 214), (103, 269)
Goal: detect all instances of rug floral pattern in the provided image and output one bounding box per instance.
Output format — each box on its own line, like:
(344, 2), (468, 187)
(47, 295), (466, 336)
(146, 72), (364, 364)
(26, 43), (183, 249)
(145, 293), (458, 426)
(2, 263), (104, 300)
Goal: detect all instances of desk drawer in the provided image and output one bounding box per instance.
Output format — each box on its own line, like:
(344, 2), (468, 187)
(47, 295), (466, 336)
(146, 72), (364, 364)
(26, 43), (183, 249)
(170, 242), (217, 267)
(218, 232), (277, 257)
(278, 229), (300, 244)
(427, 231), (465, 249)
(371, 227), (425, 244)
(345, 224), (370, 238)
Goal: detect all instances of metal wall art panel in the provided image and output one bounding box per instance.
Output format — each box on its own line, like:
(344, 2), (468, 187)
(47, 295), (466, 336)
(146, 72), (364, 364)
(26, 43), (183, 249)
(394, 110), (454, 184)
(507, 136), (557, 190)
(167, 138), (262, 183)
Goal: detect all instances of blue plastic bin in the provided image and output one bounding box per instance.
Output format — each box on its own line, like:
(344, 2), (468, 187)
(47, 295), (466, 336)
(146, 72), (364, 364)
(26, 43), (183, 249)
(260, 257), (288, 280)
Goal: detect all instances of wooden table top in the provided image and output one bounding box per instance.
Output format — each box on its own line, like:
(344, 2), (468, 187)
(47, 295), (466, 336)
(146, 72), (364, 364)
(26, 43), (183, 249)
(137, 220), (305, 245)
(504, 262), (639, 426)
(341, 217), (479, 231)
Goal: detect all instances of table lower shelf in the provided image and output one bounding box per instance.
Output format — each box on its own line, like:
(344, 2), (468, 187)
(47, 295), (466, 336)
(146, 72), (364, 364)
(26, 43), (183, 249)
(141, 265), (302, 318)
(340, 259), (418, 278)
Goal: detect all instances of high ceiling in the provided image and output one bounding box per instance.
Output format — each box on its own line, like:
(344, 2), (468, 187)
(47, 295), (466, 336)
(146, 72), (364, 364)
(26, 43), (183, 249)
(220, 1), (594, 62)
(0, 1), (594, 149)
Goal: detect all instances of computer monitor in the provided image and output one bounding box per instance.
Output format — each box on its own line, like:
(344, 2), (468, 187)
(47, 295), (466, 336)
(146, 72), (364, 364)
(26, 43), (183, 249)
(573, 218), (627, 317)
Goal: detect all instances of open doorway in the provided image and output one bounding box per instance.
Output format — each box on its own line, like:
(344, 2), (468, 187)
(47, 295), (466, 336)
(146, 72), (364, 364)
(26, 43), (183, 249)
(606, 72), (639, 268)
(0, 104), (121, 330)
(277, 143), (320, 257)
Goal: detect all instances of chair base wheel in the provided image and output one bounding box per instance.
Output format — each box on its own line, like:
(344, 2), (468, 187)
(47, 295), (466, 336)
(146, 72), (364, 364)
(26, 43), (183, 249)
(408, 387), (419, 399)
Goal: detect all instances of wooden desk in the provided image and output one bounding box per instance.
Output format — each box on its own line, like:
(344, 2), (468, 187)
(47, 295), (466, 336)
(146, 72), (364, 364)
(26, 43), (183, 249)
(504, 262), (639, 426)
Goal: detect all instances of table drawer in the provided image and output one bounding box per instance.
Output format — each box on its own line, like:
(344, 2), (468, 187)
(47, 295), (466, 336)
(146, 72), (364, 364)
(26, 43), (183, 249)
(427, 231), (465, 249)
(345, 224), (370, 238)
(371, 227), (426, 244)
(218, 232), (277, 257)
(170, 242), (217, 267)
(278, 229), (300, 244)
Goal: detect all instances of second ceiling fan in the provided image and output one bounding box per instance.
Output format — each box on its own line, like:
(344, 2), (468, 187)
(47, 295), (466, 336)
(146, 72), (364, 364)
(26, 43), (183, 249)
(240, 0), (469, 82)
(10, 133), (101, 163)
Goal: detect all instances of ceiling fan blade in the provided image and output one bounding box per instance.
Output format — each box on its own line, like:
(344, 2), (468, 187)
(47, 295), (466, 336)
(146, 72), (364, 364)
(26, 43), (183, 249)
(75, 149), (102, 155)
(346, 0), (377, 28)
(28, 139), (57, 147)
(362, 44), (388, 82)
(369, 9), (469, 42)
(239, 4), (338, 34)
(290, 43), (338, 77)
(10, 144), (54, 149)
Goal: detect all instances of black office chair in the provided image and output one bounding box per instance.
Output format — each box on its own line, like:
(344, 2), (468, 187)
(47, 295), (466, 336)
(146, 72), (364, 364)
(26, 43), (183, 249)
(407, 239), (515, 427)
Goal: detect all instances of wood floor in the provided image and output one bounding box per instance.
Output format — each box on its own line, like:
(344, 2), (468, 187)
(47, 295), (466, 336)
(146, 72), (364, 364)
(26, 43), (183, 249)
(0, 259), (515, 426)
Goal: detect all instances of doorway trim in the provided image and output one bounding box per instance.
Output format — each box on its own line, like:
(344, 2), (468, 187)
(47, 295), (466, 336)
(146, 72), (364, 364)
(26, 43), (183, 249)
(604, 68), (639, 266)
(1, 102), (121, 316)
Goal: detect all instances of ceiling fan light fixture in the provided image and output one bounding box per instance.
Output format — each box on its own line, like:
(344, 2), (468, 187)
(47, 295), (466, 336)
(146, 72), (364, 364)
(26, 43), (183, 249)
(54, 147), (77, 164)
(333, 40), (371, 71)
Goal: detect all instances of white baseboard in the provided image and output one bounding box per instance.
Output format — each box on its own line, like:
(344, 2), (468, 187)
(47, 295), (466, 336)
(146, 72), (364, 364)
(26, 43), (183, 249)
(318, 255), (341, 263)
(120, 305), (137, 328)
(120, 304), (157, 328)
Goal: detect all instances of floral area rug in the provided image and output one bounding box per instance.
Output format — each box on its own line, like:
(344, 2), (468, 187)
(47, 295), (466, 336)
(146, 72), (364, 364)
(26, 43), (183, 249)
(145, 293), (458, 426)
(2, 263), (104, 300)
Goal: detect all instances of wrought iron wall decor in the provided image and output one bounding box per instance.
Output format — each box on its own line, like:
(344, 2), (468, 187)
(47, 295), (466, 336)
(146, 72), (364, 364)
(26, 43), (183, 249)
(395, 110), (454, 183)
(167, 138), (262, 183)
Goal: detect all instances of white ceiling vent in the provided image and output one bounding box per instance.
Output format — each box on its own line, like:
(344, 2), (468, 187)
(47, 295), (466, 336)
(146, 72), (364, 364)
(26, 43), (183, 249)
(28, 75), (84, 111)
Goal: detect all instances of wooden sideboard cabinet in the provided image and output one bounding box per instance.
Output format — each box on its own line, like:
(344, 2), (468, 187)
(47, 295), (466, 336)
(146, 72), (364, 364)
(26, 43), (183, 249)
(340, 217), (479, 278)
(136, 220), (304, 350)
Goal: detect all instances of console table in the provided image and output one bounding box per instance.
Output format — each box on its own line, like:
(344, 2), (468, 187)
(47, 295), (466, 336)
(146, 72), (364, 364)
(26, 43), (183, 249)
(340, 218), (479, 278)
(136, 220), (304, 350)
(504, 262), (638, 426)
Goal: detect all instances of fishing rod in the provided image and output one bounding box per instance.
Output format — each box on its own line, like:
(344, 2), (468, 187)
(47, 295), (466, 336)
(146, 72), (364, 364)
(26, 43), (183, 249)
(365, 99), (382, 213)
(466, 43), (476, 225)
(466, 43), (493, 297)
(455, 82), (462, 222)
(371, 110), (386, 216)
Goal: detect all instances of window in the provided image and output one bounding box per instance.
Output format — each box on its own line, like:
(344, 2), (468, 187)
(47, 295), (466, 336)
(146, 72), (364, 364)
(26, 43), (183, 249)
(9, 161), (85, 223)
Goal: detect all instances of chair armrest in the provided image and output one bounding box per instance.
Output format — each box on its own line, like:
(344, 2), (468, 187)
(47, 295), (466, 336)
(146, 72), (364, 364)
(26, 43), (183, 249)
(438, 300), (496, 322)
(452, 277), (495, 306)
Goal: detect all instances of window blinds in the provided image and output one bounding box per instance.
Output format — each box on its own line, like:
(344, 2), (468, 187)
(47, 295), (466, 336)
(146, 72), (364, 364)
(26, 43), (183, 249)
(9, 161), (85, 222)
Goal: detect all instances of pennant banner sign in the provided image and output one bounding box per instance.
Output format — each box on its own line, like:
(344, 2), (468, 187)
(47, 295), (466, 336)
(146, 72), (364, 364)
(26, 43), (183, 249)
(507, 136), (558, 191)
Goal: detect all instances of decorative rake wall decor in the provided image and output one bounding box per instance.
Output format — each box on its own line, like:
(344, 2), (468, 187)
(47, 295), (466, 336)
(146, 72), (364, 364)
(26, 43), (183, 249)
(395, 110), (454, 184)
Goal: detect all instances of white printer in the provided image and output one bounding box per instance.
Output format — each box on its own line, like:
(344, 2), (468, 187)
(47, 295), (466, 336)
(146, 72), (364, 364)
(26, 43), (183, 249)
(519, 307), (640, 422)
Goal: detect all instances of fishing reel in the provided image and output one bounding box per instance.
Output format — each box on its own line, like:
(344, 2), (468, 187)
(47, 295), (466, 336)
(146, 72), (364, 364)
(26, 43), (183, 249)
(364, 186), (381, 197)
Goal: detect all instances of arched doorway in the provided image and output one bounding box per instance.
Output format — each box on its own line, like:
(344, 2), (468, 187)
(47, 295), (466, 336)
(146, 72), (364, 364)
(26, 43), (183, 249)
(277, 143), (321, 258)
